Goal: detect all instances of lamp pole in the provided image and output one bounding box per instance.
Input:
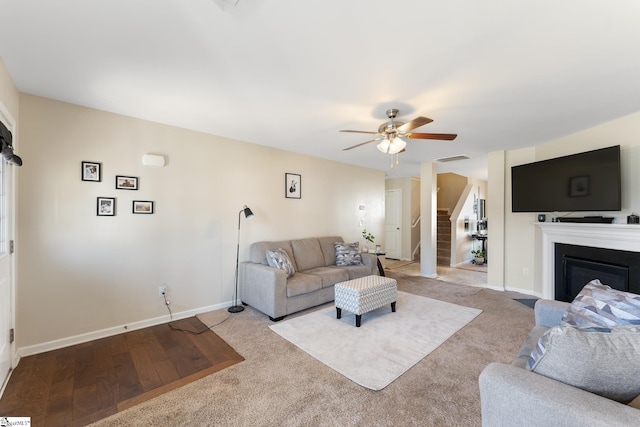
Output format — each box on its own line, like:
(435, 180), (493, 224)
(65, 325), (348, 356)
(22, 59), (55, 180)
(228, 205), (253, 313)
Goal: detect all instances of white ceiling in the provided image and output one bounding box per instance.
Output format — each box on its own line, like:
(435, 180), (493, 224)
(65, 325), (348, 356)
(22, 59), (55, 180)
(1, 0), (639, 179)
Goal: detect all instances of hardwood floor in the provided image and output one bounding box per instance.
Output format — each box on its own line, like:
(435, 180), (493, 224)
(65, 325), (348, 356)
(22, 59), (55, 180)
(0, 317), (244, 426)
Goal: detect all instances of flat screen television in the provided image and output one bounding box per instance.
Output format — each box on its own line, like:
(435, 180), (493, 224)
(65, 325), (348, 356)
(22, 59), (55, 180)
(511, 145), (621, 213)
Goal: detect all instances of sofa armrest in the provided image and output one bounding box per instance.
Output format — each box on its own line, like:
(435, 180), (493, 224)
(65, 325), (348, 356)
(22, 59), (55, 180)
(360, 252), (379, 275)
(239, 262), (288, 319)
(479, 363), (640, 427)
(534, 299), (569, 328)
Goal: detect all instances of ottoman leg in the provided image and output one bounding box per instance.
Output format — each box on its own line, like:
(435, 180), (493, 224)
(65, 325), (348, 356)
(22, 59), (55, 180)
(391, 301), (396, 312)
(336, 307), (342, 319)
(356, 314), (362, 327)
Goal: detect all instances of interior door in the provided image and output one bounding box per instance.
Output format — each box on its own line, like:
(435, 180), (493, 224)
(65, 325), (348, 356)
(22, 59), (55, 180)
(385, 189), (402, 259)
(0, 106), (15, 393)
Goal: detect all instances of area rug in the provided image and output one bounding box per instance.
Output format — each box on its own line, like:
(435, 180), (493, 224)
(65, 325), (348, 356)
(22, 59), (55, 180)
(269, 291), (482, 390)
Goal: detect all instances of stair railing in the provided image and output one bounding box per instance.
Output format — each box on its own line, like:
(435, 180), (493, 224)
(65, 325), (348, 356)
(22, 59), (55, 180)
(411, 216), (421, 260)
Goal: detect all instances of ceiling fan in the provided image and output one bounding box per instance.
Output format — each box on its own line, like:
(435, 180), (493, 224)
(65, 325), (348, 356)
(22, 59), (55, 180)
(340, 108), (457, 156)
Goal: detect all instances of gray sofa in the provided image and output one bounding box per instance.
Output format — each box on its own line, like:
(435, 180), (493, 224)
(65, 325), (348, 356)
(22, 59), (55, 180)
(239, 236), (378, 321)
(479, 299), (640, 427)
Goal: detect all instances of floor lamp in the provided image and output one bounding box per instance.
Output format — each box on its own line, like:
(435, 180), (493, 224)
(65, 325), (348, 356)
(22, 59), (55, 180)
(229, 205), (254, 313)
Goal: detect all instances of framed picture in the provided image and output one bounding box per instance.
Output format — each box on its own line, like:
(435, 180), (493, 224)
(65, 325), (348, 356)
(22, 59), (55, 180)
(569, 175), (589, 197)
(97, 197), (115, 216)
(285, 173), (301, 199)
(133, 200), (154, 214)
(116, 175), (138, 190)
(82, 161), (101, 182)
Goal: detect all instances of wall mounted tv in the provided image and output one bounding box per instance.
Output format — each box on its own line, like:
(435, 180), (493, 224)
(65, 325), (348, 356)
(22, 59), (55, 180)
(511, 145), (621, 213)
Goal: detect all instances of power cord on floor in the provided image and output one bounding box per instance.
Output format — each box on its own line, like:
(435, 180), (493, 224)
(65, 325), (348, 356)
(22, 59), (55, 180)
(162, 292), (173, 321)
(168, 311), (232, 334)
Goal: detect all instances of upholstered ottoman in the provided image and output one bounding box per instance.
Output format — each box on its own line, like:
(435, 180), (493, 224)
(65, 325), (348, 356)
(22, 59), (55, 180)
(334, 275), (397, 327)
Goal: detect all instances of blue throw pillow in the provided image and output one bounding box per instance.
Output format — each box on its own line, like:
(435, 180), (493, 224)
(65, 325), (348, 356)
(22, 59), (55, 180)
(561, 279), (640, 328)
(334, 242), (363, 266)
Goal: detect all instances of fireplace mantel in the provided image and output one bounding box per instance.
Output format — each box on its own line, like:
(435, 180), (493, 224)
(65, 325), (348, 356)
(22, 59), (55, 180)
(536, 222), (640, 299)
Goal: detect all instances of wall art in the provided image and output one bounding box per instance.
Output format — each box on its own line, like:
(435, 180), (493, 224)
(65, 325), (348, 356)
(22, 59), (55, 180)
(116, 175), (138, 190)
(132, 200), (154, 214)
(82, 161), (101, 182)
(285, 173), (301, 199)
(97, 197), (115, 216)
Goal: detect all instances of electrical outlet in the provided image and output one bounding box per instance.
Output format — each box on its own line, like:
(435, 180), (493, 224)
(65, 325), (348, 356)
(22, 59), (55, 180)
(159, 285), (166, 297)
(523, 268), (529, 276)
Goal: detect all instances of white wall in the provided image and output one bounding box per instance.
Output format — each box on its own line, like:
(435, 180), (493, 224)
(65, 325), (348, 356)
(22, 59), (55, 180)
(493, 111), (640, 296)
(16, 94), (385, 353)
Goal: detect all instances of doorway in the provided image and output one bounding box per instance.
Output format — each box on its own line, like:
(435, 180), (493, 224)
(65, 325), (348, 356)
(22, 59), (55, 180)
(385, 189), (402, 259)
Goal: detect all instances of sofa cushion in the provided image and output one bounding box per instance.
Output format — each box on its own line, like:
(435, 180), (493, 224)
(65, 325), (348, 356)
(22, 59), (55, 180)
(250, 240), (297, 271)
(266, 248), (296, 278)
(286, 272), (323, 297)
(340, 264), (373, 280)
(303, 266), (349, 287)
(526, 324), (640, 403)
(291, 238), (325, 271)
(334, 242), (363, 266)
(318, 236), (343, 266)
(561, 279), (640, 328)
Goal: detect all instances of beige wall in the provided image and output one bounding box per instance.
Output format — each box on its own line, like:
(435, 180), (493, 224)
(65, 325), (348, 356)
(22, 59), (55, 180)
(492, 111), (640, 296)
(16, 94), (385, 353)
(437, 173), (467, 213)
(0, 59), (18, 119)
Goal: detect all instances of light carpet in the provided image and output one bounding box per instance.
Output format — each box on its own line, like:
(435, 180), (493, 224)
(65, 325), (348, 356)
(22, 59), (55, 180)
(270, 291), (482, 390)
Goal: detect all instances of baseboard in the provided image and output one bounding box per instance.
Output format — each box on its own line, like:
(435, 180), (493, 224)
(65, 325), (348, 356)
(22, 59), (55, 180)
(504, 286), (543, 299)
(17, 301), (231, 358)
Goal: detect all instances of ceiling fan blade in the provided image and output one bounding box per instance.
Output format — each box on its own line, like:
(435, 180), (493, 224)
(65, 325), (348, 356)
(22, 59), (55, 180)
(339, 130), (380, 135)
(342, 138), (382, 151)
(397, 116), (433, 132)
(407, 132), (458, 141)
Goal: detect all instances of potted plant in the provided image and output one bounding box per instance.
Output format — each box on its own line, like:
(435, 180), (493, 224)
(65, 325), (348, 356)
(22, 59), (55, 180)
(471, 249), (486, 265)
(362, 229), (375, 252)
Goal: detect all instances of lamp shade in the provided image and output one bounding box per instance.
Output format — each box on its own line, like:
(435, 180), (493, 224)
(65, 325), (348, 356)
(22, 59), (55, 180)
(377, 139), (390, 153)
(243, 205), (254, 219)
(377, 136), (405, 155)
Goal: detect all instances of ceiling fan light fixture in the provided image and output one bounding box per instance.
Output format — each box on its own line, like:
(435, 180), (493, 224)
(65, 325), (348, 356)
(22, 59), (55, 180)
(377, 136), (405, 154)
(389, 136), (406, 154)
(376, 139), (390, 154)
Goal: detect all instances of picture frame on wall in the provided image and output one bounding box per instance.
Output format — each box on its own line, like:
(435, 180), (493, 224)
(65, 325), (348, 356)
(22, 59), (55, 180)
(285, 173), (301, 199)
(97, 197), (115, 216)
(82, 161), (101, 182)
(133, 200), (154, 214)
(115, 175), (138, 190)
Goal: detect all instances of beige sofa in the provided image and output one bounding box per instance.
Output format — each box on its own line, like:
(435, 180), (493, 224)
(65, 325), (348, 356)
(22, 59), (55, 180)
(239, 236), (378, 321)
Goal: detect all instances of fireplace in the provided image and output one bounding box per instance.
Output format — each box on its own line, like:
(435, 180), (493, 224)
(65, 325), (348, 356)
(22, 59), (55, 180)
(554, 243), (640, 302)
(537, 222), (640, 299)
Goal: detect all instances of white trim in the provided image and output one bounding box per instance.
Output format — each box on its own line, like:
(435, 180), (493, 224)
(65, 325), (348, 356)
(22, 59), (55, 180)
(504, 286), (542, 298)
(17, 301), (232, 357)
(0, 101), (16, 392)
(536, 222), (640, 299)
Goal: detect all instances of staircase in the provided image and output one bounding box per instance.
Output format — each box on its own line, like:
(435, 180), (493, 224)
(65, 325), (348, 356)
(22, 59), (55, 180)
(437, 209), (451, 266)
